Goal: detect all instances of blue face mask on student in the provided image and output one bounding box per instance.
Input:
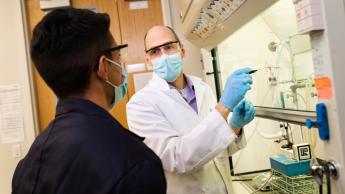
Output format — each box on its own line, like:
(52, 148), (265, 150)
(105, 58), (128, 107)
(152, 52), (183, 82)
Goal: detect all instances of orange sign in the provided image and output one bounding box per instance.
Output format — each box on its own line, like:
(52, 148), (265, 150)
(314, 77), (333, 99)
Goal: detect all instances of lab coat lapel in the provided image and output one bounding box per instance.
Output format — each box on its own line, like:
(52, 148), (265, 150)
(148, 73), (192, 107)
(188, 76), (205, 114)
(148, 73), (171, 91)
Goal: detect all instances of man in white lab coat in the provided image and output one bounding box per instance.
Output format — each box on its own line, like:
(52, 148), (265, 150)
(126, 25), (256, 194)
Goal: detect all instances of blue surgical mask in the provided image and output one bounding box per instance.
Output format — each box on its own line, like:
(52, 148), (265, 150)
(152, 52), (183, 82)
(105, 58), (128, 107)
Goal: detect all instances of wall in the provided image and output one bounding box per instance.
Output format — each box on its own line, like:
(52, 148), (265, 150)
(0, 1), (37, 193)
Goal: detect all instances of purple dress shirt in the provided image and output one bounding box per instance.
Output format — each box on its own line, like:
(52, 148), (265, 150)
(169, 75), (198, 113)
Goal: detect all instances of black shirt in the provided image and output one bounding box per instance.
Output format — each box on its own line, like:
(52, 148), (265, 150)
(12, 99), (166, 194)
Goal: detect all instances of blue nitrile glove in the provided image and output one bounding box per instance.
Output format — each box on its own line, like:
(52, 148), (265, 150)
(220, 67), (253, 110)
(230, 99), (256, 129)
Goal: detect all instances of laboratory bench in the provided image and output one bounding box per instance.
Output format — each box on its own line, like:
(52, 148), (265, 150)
(232, 173), (273, 194)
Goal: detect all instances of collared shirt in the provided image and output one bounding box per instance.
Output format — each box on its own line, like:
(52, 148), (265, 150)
(169, 75), (198, 113)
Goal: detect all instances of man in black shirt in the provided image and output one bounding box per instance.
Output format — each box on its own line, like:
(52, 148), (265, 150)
(12, 8), (166, 194)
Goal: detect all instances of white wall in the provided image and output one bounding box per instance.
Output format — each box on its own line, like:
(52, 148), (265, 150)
(0, 1), (37, 193)
(161, 0), (204, 79)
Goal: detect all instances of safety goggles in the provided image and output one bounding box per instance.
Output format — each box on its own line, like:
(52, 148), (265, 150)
(145, 41), (180, 59)
(94, 44), (128, 71)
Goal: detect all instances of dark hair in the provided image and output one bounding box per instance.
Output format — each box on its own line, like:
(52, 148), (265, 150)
(144, 26), (181, 51)
(30, 8), (113, 98)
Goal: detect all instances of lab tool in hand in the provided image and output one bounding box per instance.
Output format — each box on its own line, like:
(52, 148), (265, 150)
(220, 67), (253, 110)
(249, 69), (258, 74)
(230, 99), (256, 129)
(249, 65), (280, 74)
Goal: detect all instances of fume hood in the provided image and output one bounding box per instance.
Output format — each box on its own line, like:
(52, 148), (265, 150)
(180, 0), (345, 193)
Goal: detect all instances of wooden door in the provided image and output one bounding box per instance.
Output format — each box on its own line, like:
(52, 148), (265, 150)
(25, 0), (163, 132)
(117, 0), (164, 64)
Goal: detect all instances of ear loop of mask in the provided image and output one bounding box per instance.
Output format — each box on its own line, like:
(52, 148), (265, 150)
(104, 58), (124, 87)
(103, 57), (128, 107)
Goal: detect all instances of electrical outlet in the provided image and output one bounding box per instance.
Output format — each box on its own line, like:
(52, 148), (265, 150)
(11, 144), (21, 158)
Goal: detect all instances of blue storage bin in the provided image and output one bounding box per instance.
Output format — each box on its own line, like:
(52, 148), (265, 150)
(270, 155), (310, 176)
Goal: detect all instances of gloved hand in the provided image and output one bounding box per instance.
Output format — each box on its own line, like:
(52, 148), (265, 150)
(230, 99), (256, 129)
(220, 67), (253, 110)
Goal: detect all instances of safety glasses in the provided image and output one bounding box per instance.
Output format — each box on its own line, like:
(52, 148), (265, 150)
(94, 44), (128, 71)
(145, 41), (180, 59)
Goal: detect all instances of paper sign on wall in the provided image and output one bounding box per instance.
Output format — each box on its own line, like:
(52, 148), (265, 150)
(0, 84), (25, 144)
(129, 1), (148, 10)
(314, 76), (333, 100)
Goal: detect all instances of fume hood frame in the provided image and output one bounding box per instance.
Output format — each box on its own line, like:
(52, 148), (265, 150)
(255, 106), (316, 126)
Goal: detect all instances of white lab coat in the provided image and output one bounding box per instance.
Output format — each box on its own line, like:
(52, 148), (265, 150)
(126, 73), (246, 194)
